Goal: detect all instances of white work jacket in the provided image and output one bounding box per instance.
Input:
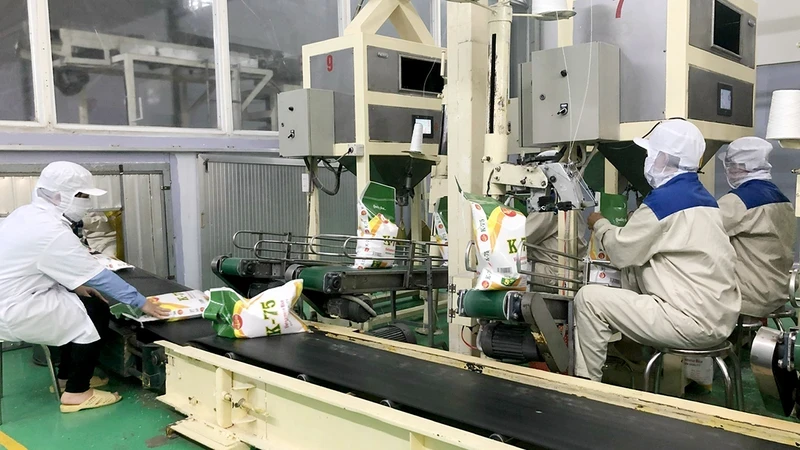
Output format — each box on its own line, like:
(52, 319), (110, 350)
(0, 198), (105, 346)
(594, 173), (741, 340)
(719, 180), (796, 317)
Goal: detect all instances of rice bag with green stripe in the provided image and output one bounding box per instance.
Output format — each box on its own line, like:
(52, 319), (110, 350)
(203, 280), (308, 338)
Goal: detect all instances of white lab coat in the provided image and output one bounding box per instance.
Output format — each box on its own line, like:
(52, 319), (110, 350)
(718, 186), (796, 317)
(0, 198), (105, 346)
(573, 174), (740, 380)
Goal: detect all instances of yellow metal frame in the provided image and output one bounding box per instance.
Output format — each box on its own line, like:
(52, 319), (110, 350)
(158, 322), (800, 449)
(301, 2), (442, 190)
(300, 0), (443, 242)
(158, 340), (510, 450)
(586, 0), (758, 194)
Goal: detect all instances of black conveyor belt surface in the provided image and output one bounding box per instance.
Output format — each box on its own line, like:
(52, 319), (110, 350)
(116, 268), (214, 346)
(117, 268), (190, 297)
(192, 333), (792, 450)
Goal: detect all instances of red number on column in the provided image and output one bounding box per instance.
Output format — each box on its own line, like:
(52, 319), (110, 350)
(326, 55), (334, 72)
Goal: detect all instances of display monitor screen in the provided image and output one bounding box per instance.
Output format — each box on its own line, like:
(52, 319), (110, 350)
(713, 1), (742, 56)
(400, 56), (444, 95)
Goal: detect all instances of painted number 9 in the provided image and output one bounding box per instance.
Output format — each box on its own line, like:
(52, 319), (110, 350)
(326, 54), (334, 72)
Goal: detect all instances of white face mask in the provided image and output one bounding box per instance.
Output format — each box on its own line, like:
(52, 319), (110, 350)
(644, 153), (657, 188)
(63, 197), (91, 222)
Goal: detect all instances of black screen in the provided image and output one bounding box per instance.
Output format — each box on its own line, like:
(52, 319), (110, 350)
(400, 56), (444, 94)
(713, 1), (741, 56)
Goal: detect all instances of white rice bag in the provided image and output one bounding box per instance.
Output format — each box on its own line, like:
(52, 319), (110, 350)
(205, 281), (309, 338)
(684, 356), (714, 392)
(93, 253), (134, 272)
(110, 290), (209, 323)
(463, 191), (527, 290)
(353, 201), (399, 269)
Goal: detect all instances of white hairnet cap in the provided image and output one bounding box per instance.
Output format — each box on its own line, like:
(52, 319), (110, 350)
(37, 161), (106, 197)
(718, 136), (773, 188)
(719, 136), (773, 170)
(634, 120), (706, 170)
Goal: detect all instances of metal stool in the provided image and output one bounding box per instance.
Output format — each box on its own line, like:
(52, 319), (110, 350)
(767, 305), (797, 332)
(643, 341), (743, 410)
(0, 343), (61, 425)
(734, 315), (764, 357)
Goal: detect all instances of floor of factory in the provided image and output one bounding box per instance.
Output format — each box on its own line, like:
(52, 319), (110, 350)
(0, 346), (202, 450)
(0, 315), (795, 450)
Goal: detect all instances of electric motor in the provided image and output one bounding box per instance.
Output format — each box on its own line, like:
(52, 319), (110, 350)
(479, 322), (541, 363)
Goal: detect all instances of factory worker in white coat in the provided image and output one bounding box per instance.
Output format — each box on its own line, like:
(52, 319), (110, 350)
(718, 137), (795, 317)
(0, 162), (169, 413)
(572, 120), (740, 381)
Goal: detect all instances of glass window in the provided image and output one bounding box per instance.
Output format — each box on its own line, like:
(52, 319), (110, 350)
(227, 0), (339, 131)
(0, 1), (35, 121)
(49, 0), (218, 128)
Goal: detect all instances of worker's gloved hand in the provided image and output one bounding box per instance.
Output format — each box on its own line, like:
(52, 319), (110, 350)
(73, 285), (108, 303)
(141, 299), (171, 319)
(587, 212), (604, 230)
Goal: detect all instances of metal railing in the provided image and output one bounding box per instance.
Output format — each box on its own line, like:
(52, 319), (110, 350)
(232, 230), (448, 268)
(521, 242), (585, 293)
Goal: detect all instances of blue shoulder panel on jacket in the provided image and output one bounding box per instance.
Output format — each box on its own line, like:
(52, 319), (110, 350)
(643, 173), (718, 221)
(730, 179), (790, 210)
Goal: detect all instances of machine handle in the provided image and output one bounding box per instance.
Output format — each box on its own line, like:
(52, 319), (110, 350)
(790, 267), (799, 308)
(464, 241), (478, 272)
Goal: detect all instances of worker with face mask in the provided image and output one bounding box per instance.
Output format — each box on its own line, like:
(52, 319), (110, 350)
(0, 162), (170, 413)
(717, 137), (795, 317)
(572, 120), (740, 381)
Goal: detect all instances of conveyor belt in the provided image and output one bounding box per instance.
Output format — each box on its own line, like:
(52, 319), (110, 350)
(116, 268), (214, 346)
(191, 332), (791, 450)
(298, 265), (448, 293)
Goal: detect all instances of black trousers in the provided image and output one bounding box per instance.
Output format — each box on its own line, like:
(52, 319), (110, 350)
(57, 295), (111, 393)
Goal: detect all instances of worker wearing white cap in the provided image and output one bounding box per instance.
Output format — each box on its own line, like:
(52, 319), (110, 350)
(572, 120), (740, 381)
(718, 137), (795, 317)
(0, 162), (169, 412)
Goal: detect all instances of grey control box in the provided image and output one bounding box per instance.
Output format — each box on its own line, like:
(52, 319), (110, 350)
(277, 89), (336, 158)
(520, 42), (620, 148)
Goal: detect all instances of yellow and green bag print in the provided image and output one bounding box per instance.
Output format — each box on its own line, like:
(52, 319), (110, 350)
(463, 191), (527, 291)
(204, 280), (309, 338)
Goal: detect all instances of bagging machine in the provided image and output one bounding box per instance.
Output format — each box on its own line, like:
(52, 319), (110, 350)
(104, 0), (800, 448)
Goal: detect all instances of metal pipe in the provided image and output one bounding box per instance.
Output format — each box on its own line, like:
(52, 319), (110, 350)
(518, 270), (584, 286)
(525, 243), (583, 261)
(482, 1), (513, 199)
(528, 257), (583, 272)
(426, 255), (436, 348)
(390, 291), (397, 322)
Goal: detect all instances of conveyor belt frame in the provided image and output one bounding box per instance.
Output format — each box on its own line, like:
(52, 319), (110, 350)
(312, 323), (800, 446)
(159, 341), (509, 450)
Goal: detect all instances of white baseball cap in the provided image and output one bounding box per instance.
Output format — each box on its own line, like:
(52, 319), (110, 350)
(37, 161), (107, 197)
(634, 119), (706, 171)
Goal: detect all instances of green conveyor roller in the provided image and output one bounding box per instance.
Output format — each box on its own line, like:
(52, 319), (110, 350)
(460, 290), (515, 320)
(298, 265), (339, 291)
(218, 256), (243, 276)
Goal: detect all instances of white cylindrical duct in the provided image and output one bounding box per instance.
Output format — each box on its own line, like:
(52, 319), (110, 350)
(766, 90), (800, 141)
(530, 0), (575, 20)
